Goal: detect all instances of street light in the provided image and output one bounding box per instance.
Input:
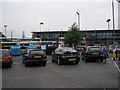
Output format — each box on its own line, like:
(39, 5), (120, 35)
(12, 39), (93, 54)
(116, 0), (120, 3)
(76, 12), (80, 31)
(106, 19), (111, 30)
(40, 22), (44, 32)
(112, 0), (115, 42)
(4, 24), (7, 38)
(106, 19), (111, 45)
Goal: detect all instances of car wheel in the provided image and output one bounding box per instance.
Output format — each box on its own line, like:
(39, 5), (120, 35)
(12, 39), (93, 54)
(25, 61), (28, 67)
(100, 59), (103, 62)
(42, 62), (46, 66)
(57, 58), (62, 65)
(52, 60), (54, 62)
(75, 61), (79, 64)
(85, 57), (88, 62)
(52, 58), (55, 62)
(8, 63), (12, 68)
(22, 60), (24, 63)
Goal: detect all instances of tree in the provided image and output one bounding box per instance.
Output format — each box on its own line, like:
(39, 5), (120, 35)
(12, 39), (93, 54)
(64, 23), (83, 47)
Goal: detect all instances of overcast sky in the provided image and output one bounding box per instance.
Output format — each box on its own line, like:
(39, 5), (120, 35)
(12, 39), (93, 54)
(0, 0), (119, 38)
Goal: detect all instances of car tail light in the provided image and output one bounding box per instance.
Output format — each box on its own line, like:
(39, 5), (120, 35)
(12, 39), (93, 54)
(87, 48), (90, 51)
(27, 55), (32, 59)
(8, 56), (12, 60)
(61, 53), (65, 56)
(78, 53), (81, 56)
(2, 56), (12, 61)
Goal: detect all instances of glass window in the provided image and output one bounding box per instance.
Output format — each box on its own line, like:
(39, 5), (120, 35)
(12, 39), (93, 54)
(0, 50), (9, 56)
(29, 50), (45, 55)
(89, 47), (100, 51)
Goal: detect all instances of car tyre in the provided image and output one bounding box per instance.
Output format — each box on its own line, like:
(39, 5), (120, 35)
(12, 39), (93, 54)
(42, 62), (46, 66)
(52, 59), (55, 62)
(75, 61), (79, 64)
(100, 59), (103, 62)
(8, 63), (12, 68)
(57, 58), (62, 65)
(22, 60), (24, 63)
(25, 61), (28, 67)
(85, 57), (88, 62)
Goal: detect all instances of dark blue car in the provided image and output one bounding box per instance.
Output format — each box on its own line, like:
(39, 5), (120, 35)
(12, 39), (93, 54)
(83, 46), (103, 62)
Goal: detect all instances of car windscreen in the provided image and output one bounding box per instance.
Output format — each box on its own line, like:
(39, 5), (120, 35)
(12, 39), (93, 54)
(0, 50), (9, 56)
(62, 48), (77, 52)
(29, 50), (45, 55)
(89, 47), (100, 51)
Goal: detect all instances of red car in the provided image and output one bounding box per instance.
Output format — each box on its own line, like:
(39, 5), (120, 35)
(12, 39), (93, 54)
(0, 49), (13, 68)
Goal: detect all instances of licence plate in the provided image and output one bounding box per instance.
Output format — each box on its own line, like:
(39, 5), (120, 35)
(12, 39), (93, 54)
(69, 59), (76, 61)
(34, 56), (41, 58)
(92, 53), (99, 55)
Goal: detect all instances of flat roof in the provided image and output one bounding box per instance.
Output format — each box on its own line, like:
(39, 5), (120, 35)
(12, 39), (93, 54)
(31, 29), (120, 33)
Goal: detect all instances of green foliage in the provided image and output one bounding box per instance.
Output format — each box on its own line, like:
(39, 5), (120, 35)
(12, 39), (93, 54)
(64, 23), (83, 47)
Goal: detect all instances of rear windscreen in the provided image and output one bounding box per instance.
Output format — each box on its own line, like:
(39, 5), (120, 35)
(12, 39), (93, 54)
(29, 50), (45, 55)
(89, 48), (100, 51)
(62, 48), (77, 52)
(0, 51), (9, 56)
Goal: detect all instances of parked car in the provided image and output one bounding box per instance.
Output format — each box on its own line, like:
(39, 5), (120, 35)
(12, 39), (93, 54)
(51, 47), (80, 65)
(22, 49), (47, 67)
(83, 46), (103, 62)
(0, 49), (13, 68)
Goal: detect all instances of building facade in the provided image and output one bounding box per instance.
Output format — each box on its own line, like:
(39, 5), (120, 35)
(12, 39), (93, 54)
(31, 29), (120, 46)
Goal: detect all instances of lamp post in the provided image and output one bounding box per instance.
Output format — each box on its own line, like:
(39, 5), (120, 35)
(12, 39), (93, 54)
(4, 24), (7, 38)
(112, 0), (115, 42)
(40, 22), (44, 32)
(106, 19), (111, 45)
(106, 19), (111, 30)
(76, 12), (80, 31)
(116, 0), (120, 3)
(116, 0), (120, 29)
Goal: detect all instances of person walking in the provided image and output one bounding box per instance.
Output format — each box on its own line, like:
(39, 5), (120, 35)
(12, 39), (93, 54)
(101, 46), (108, 64)
(112, 47), (116, 61)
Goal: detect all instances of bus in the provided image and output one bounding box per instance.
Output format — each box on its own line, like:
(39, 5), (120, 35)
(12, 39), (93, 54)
(18, 41), (30, 49)
(1, 42), (18, 49)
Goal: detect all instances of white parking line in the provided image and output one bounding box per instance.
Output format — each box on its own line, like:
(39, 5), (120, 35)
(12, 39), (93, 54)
(113, 61), (120, 72)
(13, 62), (21, 64)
